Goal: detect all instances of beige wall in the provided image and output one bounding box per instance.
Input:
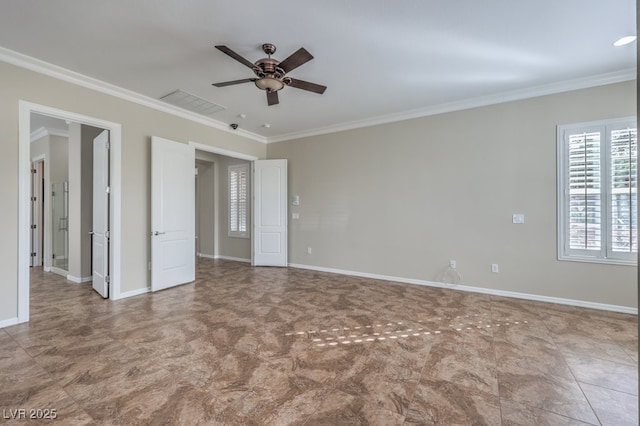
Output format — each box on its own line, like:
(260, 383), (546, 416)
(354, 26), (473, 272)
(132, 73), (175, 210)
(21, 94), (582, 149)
(0, 61), (265, 322)
(196, 159), (216, 257)
(267, 81), (638, 308)
(68, 123), (82, 278)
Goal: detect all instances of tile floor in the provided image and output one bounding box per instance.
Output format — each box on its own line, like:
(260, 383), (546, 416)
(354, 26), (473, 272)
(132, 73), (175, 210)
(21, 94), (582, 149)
(0, 259), (637, 425)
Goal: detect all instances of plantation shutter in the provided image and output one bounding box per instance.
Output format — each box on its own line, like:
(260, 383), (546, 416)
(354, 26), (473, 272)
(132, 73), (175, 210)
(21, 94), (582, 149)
(609, 127), (638, 253)
(229, 164), (249, 236)
(559, 118), (637, 264)
(567, 130), (602, 251)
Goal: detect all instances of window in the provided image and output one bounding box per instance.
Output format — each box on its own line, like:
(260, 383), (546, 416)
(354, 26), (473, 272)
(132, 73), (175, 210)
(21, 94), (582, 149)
(229, 163), (249, 238)
(558, 117), (637, 265)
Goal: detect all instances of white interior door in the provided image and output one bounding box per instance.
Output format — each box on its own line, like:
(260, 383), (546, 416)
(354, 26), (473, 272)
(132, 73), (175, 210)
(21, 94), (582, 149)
(252, 159), (287, 266)
(92, 130), (110, 298)
(151, 136), (195, 291)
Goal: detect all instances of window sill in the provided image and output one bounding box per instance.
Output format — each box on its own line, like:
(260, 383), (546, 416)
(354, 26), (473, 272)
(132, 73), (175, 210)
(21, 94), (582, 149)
(558, 255), (637, 267)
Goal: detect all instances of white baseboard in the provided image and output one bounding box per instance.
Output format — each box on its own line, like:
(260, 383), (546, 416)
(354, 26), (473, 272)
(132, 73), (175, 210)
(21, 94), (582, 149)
(197, 253), (216, 260)
(288, 263), (638, 315)
(0, 317), (19, 329)
(117, 287), (149, 299)
(50, 266), (67, 277)
(216, 255), (251, 263)
(43, 266), (51, 272)
(67, 274), (92, 284)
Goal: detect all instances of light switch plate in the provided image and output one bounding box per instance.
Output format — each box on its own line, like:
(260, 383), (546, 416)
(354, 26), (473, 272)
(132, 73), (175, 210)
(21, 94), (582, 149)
(292, 212), (300, 220)
(512, 214), (525, 224)
(292, 195), (300, 206)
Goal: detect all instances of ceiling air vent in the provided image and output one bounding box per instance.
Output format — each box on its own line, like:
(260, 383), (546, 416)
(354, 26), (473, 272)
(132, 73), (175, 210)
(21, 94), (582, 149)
(160, 90), (225, 117)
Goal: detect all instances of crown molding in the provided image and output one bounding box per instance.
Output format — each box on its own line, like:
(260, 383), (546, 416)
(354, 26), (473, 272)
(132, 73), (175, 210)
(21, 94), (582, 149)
(30, 126), (69, 142)
(0, 46), (267, 144)
(2, 46), (634, 145)
(266, 68), (637, 143)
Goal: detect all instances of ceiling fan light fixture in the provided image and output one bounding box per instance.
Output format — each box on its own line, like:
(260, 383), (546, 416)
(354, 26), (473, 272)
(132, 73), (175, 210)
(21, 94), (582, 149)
(255, 76), (285, 92)
(613, 35), (637, 46)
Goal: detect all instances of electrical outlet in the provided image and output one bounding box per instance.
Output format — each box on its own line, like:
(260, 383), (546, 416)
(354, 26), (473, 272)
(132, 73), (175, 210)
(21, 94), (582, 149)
(449, 260), (456, 268)
(512, 214), (525, 224)
(491, 264), (499, 273)
(307, 247), (312, 255)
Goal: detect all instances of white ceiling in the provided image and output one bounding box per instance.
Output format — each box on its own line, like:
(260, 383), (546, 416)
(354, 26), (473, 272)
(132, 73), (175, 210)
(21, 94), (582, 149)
(0, 0), (636, 141)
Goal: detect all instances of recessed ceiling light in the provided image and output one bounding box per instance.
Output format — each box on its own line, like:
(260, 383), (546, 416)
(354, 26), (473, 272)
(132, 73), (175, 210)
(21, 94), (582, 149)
(262, 123), (271, 128)
(613, 35), (637, 47)
(238, 113), (247, 119)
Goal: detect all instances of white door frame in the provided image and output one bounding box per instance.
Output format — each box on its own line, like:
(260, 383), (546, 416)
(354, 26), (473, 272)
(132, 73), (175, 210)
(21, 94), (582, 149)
(30, 155), (45, 267)
(18, 101), (123, 323)
(188, 141), (258, 261)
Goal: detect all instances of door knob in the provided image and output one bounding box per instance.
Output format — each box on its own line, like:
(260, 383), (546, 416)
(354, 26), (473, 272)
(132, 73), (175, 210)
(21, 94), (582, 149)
(153, 231), (166, 236)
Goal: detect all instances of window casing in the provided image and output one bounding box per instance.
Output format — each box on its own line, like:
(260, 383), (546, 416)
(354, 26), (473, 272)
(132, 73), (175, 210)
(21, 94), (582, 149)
(229, 163), (249, 238)
(557, 117), (637, 265)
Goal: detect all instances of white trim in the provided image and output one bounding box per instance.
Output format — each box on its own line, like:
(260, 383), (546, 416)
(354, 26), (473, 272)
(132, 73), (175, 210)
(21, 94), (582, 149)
(18, 101), (123, 325)
(0, 317), (18, 329)
(267, 69), (638, 143)
(43, 266), (51, 272)
(216, 255), (251, 263)
(30, 126), (69, 142)
(188, 141), (259, 161)
(1, 46), (635, 146)
(18, 103), (30, 323)
(66, 275), (93, 284)
(197, 253), (216, 259)
(50, 266), (68, 277)
(288, 263), (638, 315)
(0, 46), (266, 144)
(117, 287), (150, 299)
(557, 117), (638, 265)
(228, 163), (250, 238)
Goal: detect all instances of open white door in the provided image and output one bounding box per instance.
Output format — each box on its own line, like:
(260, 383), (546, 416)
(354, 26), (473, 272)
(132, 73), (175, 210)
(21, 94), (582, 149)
(92, 130), (110, 298)
(151, 136), (195, 291)
(30, 160), (44, 267)
(252, 159), (287, 266)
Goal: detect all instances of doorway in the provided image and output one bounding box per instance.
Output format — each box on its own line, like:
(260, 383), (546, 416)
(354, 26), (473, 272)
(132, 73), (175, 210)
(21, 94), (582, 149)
(18, 101), (123, 323)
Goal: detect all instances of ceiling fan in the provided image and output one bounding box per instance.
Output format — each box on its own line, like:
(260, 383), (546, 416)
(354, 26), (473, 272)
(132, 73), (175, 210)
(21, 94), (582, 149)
(212, 43), (327, 106)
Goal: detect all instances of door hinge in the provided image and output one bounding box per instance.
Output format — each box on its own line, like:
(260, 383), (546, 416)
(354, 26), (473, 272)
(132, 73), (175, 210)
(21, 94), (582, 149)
(31, 196), (36, 201)
(31, 169), (37, 174)
(52, 191), (56, 197)
(30, 252), (36, 257)
(105, 230), (110, 239)
(52, 254), (56, 259)
(106, 141), (111, 150)
(105, 186), (110, 194)
(30, 224), (36, 229)
(105, 275), (110, 284)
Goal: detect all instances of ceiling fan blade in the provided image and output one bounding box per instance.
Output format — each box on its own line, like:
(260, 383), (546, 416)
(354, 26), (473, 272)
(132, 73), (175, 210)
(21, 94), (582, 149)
(287, 78), (327, 94)
(278, 47), (314, 73)
(267, 90), (279, 106)
(215, 45), (255, 69)
(212, 78), (257, 87)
